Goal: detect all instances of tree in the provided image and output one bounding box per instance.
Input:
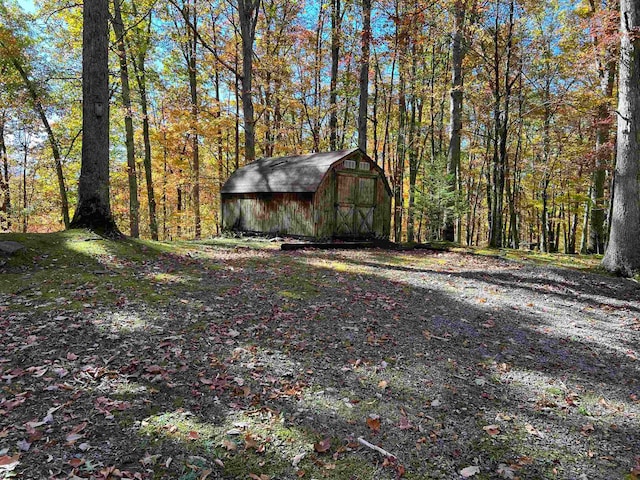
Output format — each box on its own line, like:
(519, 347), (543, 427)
(357, 0), (371, 152)
(237, 0), (260, 163)
(69, 0), (120, 235)
(602, 0), (640, 276)
(112, 0), (140, 238)
(443, 0), (467, 242)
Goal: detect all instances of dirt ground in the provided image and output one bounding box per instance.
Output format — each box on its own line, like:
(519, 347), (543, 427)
(1, 235), (639, 479)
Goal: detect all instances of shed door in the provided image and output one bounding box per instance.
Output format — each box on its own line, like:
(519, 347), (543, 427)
(336, 174), (376, 237)
(356, 178), (375, 235)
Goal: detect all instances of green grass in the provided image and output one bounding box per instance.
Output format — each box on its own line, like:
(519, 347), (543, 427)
(0, 230), (196, 312)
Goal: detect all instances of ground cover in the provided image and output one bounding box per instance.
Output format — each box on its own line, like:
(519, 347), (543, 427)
(0, 231), (639, 479)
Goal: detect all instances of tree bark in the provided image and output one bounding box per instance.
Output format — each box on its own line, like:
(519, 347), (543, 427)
(602, 0), (640, 276)
(358, 0), (371, 152)
(112, 0), (139, 238)
(0, 112), (10, 231)
(238, 0), (260, 163)
(70, 0), (120, 236)
(129, 1), (158, 240)
(444, 0), (466, 242)
(588, 0), (617, 254)
(330, 0), (341, 151)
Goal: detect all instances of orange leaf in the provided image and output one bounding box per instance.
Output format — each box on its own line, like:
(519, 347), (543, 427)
(244, 433), (258, 450)
(188, 430), (200, 440)
(366, 416), (381, 433)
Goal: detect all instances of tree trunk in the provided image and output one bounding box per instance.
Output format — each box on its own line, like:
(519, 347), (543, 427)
(357, 0), (371, 152)
(187, 2), (201, 239)
(70, 0), (120, 236)
(10, 59), (70, 228)
(588, 0), (617, 254)
(112, 0), (139, 238)
(129, 5), (158, 240)
(330, 0), (341, 150)
(238, 0), (260, 163)
(602, 0), (640, 276)
(444, 0), (466, 242)
(0, 113), (10, 231)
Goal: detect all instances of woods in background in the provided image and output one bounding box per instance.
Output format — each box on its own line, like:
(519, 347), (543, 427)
(0, 0), (626, 255)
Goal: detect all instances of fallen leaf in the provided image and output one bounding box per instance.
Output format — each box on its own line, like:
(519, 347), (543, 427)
(378, 380), (388, 390)
(525, 424), (544, 438)
(366, 415), (381, 433)
(68, 458), (85, 468)
(313, 438), (331, 453)
(581, 423), (594, 436)
(459, 465), (480, 477)
(188, 430), (200, 440)
(222, 440), (237, 451)
(0, 455), (20, 472)
(244, 433), (258, 450)
(398, 416), (412, 430)
(292, 452), (306, 467)
(16, 440), (30, 452)
(483, 424), (500, 436)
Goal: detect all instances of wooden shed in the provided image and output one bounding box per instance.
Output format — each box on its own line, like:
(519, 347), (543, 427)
(221, 148), (391, 239)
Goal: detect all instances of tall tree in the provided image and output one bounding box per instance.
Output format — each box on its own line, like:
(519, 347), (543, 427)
(443, 0), (467, 242)
(602, 0), (640, 276)
(129, 0), (158, 240)
(112, 0), (140, 237)
(330, 0), (341, 151)
(357, 0), (371, 152)
(0, 110), (10, 231)
(588, 0), (617, 254)
(237, 0), (260, 163)
(70, 0), (120, 235)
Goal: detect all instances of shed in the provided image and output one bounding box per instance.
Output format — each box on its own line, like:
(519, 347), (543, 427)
(221, 148), (391, 239)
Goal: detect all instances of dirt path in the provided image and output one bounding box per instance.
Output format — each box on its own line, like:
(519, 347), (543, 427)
(1, 242), (639, 479)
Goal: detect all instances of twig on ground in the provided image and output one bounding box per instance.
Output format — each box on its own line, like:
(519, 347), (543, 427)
(357, 437), (397, 459)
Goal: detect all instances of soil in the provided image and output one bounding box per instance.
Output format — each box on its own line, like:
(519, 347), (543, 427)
(1, 239), (639, 479)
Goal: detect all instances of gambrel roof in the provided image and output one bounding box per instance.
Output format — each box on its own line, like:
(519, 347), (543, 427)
(221, 148), (360, 194)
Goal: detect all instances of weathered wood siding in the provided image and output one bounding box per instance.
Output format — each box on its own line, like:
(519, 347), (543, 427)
(222, 193), (315, 237)
(375, 175), (391, 238)
(313, 172), (336, 239)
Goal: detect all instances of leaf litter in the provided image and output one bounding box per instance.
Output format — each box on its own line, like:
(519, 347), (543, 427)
(0, 236), (639, 479)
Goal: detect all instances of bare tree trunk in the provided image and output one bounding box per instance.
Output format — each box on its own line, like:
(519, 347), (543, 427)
(588, 0), (617, 254)
(70, 0), (120, 236)
(21, 134), (28, 233)
(187, 2), (201, 239)
(444, 0), (466, 242)
(112, 0), (139, 238)
(238, 0), (260, 163)
(0, 113), (10, 231)
(330, 0), (341, 151)
(602, 0), (640, 276)
(130, 0), (158, 240)
(9, 59), (70, 228)
(357, 0), (371, 152)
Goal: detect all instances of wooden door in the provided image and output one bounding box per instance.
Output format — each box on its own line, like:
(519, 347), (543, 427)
(336, 174), (376, 237)
(336, 175), (357, 235)
(356, 178), (375, 235)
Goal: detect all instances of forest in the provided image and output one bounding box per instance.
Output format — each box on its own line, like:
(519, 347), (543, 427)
(0, 0), (633, 255)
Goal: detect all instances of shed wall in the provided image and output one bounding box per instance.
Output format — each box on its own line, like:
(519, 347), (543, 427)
(222, 193), (315, 237)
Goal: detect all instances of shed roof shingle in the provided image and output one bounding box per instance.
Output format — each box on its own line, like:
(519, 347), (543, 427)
(221, 148), (359, 194)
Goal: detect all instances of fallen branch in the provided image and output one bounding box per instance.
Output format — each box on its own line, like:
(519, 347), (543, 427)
(357, 437), (397, 459)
